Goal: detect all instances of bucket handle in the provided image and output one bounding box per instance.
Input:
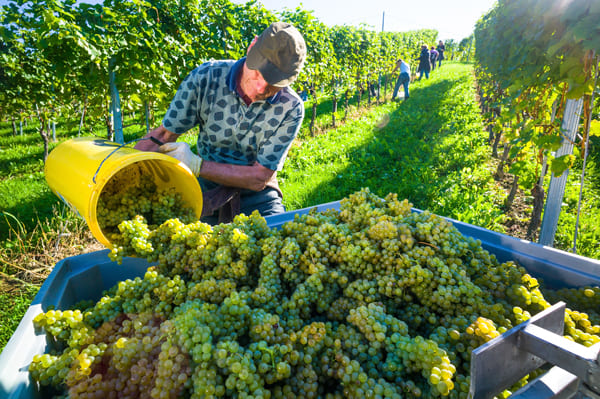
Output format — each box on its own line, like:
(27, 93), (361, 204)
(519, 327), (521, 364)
(92, 137), (165, 184)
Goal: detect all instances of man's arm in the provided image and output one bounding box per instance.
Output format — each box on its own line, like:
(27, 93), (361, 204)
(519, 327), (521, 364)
(200, 161), (275, 192)
(134, 125), (179, 151)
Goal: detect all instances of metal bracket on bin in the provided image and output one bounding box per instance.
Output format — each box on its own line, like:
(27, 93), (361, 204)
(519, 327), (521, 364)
(469, 302), (600, 399)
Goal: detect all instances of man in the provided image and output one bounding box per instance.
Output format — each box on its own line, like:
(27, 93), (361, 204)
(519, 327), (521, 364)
(391, 58), (410, 101)
(135, 22), (307, 224)
(436, 40), (445, 68)
(417, 45), (431, 80)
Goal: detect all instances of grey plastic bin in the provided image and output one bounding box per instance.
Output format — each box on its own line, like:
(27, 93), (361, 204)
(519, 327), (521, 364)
(1, 201), (600, 398)
(0, 250), (150, 399)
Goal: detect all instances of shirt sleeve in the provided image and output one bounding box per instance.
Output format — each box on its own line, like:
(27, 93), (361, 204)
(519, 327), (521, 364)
(162, 66), (206, 134)
(257, 98), (304, 171)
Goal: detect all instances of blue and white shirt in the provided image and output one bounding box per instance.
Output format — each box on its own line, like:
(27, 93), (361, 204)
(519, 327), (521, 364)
(162, 58), (304, 171)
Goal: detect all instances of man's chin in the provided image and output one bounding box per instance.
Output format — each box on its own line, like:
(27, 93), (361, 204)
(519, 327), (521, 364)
(254, 94), (271, 101)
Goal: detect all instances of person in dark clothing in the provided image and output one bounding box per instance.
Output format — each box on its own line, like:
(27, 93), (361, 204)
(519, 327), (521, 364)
(430, 46), (439, 71)
(436, 40), (446, 68)
(417, 45), (431, 80)
(368, 73), (377, 97)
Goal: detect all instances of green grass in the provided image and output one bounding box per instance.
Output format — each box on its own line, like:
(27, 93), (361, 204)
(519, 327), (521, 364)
(298, 86), (387, 139)
(0, 285), (39, 350)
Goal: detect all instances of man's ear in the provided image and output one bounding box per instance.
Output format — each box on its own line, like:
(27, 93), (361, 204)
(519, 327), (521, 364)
(247, 36), (258, 54)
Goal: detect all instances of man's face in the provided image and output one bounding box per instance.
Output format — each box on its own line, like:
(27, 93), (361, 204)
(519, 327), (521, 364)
(241, 63), (282, 102)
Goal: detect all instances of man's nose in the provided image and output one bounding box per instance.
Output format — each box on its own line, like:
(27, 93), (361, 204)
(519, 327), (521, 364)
(255, 80), (269, 93)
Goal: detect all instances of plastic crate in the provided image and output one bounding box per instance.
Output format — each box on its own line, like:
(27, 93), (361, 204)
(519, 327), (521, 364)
(0, 250), (150, 398)
(1, 202), (600, 398)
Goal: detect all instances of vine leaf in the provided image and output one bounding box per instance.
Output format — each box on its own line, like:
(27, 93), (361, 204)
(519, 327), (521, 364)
(550, 154), (575, 177)
(535, 134), (562, 152)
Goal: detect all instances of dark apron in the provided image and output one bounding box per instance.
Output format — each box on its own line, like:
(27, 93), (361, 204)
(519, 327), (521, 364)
(198, 177), (284, 225)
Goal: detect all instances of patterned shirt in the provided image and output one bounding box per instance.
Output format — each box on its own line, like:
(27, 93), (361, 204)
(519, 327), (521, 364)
(162, 58), (304, 171)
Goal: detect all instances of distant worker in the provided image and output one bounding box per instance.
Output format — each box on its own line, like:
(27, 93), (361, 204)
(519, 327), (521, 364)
(391, 58), (411, 101)
(416, 45), (431, 80)
(298, 88), (308, 101)
(436, 40), (446, 68)
(135, 22), (307, 224)
(430, 46), (439, 71)
(367, 72), (378, 98)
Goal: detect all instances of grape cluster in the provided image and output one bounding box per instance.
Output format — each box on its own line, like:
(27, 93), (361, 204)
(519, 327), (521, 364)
(97, 172), (197, 262)
(31, 188), (600, 398)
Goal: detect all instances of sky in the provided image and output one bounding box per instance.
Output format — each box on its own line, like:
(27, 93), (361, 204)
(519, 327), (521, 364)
(232, 0), (498, 42)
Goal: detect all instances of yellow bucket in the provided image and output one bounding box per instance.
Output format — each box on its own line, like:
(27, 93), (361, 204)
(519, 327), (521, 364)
(45, 137), (203, 247)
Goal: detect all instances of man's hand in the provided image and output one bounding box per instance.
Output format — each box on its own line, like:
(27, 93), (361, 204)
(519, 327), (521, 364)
(134, 125), (179, 151)
(158, 142), (203, 176)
